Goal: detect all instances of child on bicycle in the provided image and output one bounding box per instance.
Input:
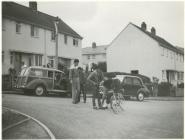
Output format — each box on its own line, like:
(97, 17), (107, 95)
(101, 76), (114, 109)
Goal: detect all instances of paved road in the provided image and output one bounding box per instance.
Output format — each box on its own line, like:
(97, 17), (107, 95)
(2, 93), (184, 139)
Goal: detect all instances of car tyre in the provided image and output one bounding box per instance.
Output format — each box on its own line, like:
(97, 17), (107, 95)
(35, 85), (46, 96)
(137, 92), (144, 101)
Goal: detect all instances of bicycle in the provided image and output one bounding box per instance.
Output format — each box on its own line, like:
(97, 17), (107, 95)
(99, 78), (125, 114)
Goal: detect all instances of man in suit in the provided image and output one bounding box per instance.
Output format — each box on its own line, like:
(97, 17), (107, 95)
(69, 59), (80, 104)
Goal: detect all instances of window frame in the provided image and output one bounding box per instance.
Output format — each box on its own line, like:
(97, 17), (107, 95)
(31, 25), (39, 37)
(64, 35), (68, 44)
(51, 31), (55, 41)
(73, 38), (78, 47)
(16, 22), (21, 34)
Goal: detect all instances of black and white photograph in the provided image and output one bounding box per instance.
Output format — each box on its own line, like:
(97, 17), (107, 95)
(1, 0), (184, 139)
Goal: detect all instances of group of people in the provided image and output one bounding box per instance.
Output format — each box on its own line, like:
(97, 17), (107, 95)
(69, 59), (114, 110)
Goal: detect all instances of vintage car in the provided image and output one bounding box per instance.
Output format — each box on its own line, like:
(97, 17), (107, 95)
(15, 66), (71, 96)
(115, 75), (150, 101)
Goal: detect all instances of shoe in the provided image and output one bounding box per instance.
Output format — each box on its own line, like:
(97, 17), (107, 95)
(98, 107), (104, 110)
(84, 101), (86, 103)
(93, 106), (98, 109)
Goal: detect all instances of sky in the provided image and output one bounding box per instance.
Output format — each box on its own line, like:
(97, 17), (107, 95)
(18, 1), (184, 48)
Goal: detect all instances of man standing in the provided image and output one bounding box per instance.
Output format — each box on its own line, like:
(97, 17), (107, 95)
(69, 59), (80, 104)
(87, 63), (104, 109)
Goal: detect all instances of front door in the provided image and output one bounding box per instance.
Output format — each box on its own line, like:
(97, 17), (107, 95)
(14, 53), (22, 74)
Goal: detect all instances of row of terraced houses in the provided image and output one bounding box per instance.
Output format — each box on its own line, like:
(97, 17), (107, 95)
(2, 2), (184, 87)
(2, 2), (82, 74)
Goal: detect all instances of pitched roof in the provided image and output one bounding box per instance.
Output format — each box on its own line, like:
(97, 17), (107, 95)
(131, 23), (184, 55)
(82, 45), (108, 55)
(2, 2), (82, 39)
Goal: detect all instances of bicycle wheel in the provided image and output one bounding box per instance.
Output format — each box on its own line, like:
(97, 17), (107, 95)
(117, 93), (125, 111)
(110, 94), (119, 114)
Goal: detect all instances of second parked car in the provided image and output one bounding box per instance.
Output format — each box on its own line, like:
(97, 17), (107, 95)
(115, 75), (150, 101)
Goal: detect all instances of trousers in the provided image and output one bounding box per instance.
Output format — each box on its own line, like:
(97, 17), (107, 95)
(72, 78), (80, 103)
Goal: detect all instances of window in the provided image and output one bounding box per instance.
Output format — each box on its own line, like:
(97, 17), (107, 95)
(29, 57), (32, 66)
(51, 31), (55, 41)
(48, 57), (54, 68)
(16, 22), (21, 34)
(133, 78), (141, 85)
(123, 77), (132, 85)
(170, 51), (172, 59)
(73, 38), (78, 46)
(2, 20), (5, 31)
(31, 25), (39, 37)
(35, 55), (42, 66)
(30, 69), (43, 77)
(10, 52), (13, 64)
(87, 55), (90, 60)
(64, 35), (67, 44)
(48, 71), (54, 78)
(2, 51), (4, 63)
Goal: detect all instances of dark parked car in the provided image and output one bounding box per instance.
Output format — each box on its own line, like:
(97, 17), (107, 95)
(15, 66), (71, 96)
(115, 75), (150, 101)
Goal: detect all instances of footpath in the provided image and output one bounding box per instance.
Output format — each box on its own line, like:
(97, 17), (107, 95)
(3, 90), (184, 101)
(2, 107), (55, 139)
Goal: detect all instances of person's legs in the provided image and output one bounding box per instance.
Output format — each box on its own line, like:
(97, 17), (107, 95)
(92, 87), (97, 109)
(72, 80), (76, 104)
(76, 78), (80, 103)
(81, 84), (86, 103)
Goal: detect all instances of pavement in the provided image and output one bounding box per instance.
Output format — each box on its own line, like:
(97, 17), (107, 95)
(3, 90), (184, 101)
(2, 107), (54, 139)
(2, 93), (184, 139)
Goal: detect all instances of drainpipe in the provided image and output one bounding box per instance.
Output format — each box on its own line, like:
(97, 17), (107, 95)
(44, 29), (47, 66)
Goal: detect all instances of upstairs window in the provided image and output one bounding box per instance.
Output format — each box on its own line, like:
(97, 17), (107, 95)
(51, 31), (55, 41)
(161, 47), (164, 56)
(31, 25), (39, 37)
(73, 38), (78, 47)
(87, 55), (90, 60)
(16, 22), (21, 34)
(64, 35), (68, 44)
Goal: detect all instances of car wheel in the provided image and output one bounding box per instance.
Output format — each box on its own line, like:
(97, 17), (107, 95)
(35, 85), (46, 96)
(137, 92), (144, 101)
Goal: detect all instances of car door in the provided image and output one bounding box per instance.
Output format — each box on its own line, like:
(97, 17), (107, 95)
(122, 77), (133, 96)
(132, 77), (143, 95)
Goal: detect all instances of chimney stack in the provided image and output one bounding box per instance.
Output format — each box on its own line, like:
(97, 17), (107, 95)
(92, 42), (96, 48)
(151, 27), (156, 35)
(141, 22), (147, 31)
(29, 1), (37, 11)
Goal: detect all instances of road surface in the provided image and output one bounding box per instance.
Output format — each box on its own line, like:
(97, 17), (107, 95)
(2, 93), (184, 139)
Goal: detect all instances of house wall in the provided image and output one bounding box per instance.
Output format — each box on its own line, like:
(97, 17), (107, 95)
(107, 23), (184, 82)
(2, 18), (82, 74)
(82, 53), (106, 65)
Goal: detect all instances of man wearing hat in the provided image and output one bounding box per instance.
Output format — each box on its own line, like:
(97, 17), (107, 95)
(69, 59), (80, 104)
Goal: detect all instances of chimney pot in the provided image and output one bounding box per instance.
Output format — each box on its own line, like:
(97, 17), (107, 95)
(141, 22), (147, 31)
(29, 1), (37, 11)
(151, 27), (156, 35)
